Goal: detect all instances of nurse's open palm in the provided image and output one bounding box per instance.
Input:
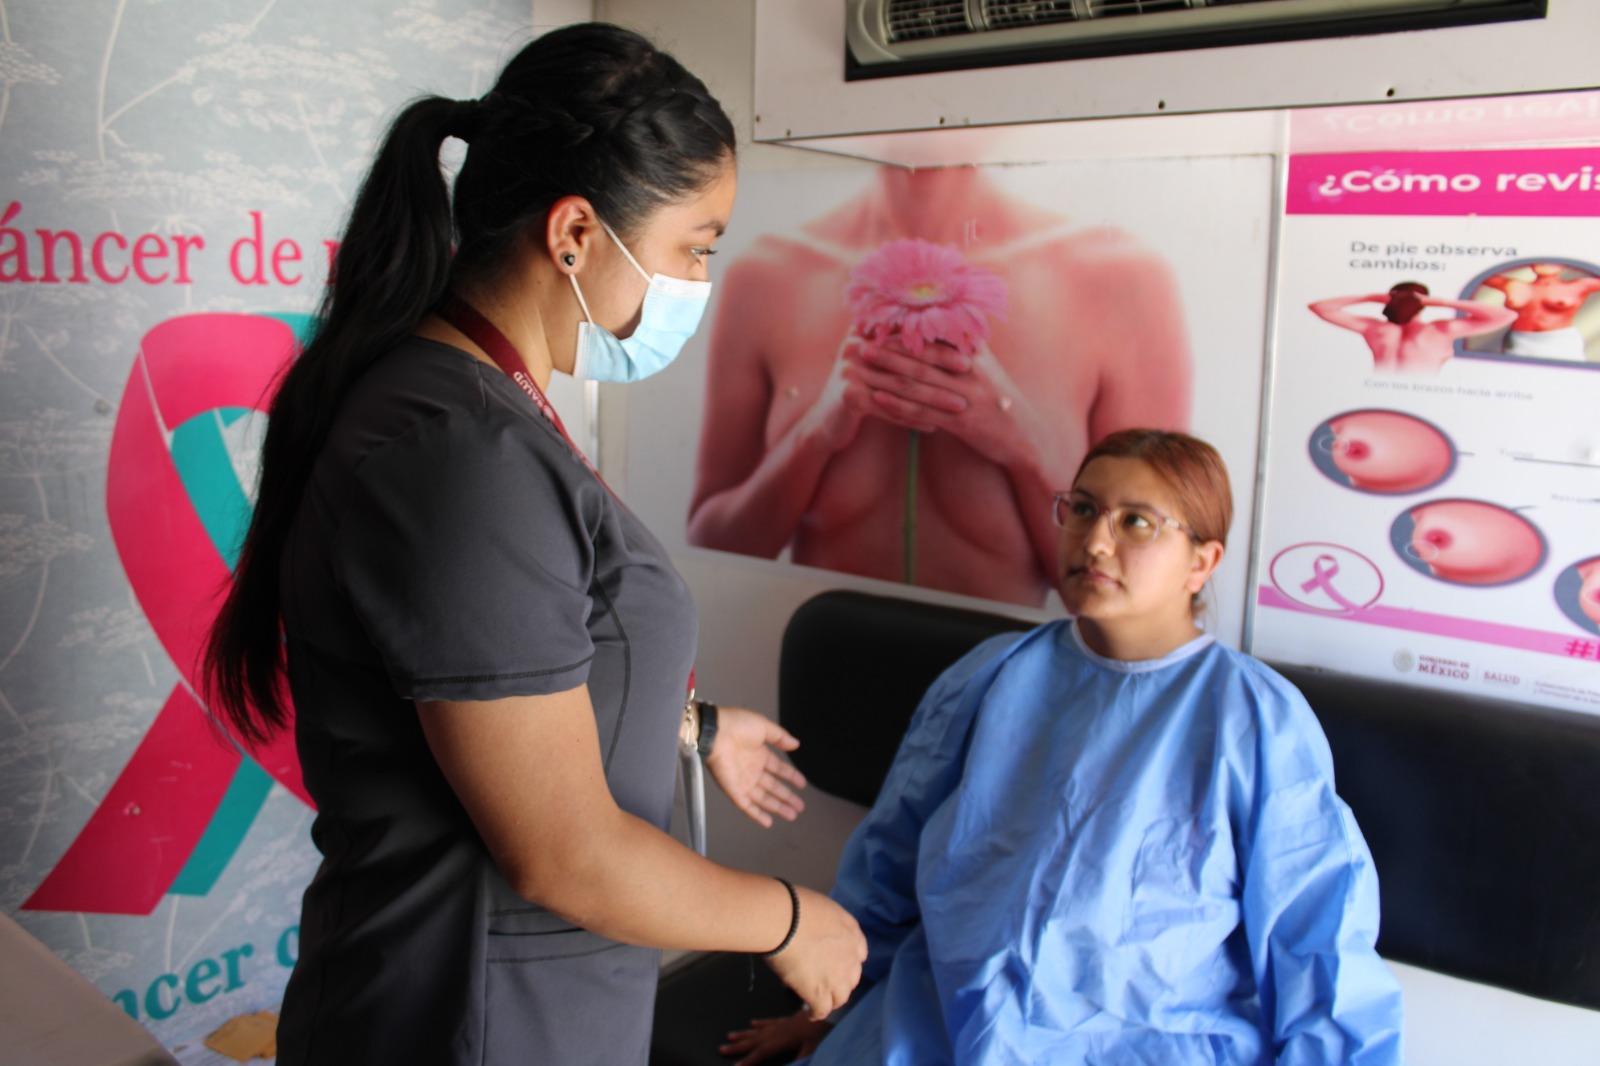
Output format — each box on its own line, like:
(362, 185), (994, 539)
(706, 707), (808, 827)
(766, 888), (866, 1020)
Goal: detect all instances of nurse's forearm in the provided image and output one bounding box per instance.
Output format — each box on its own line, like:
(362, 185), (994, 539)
(527, 806), (796, 953)
(686, 418), (844, 558)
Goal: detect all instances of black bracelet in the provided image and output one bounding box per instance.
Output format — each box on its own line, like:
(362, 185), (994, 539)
(694, 700), (719, 758)
(760, 876), (800, 958)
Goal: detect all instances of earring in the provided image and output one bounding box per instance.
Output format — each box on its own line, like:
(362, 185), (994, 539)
(561, 252), (576, 268)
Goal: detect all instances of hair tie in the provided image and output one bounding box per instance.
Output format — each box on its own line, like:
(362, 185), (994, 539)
(447, 96), (486, 143)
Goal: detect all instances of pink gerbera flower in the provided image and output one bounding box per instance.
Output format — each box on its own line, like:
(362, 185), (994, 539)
(846, 238), (1008, 357)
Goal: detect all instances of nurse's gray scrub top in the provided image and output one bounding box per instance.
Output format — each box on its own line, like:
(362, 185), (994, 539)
(274, 336), (697, 1065)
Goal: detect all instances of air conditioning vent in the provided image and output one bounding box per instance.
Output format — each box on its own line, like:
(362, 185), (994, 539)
(886, 1), (970, 42)
(884, 0), (1208, 45)
(851, 0), (1547, 78)
(983, 1), (1198, 34)
(979, 2), (1081, 34)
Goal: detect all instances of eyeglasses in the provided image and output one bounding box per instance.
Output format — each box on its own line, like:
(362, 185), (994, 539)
(1051, 491), (1190, 546)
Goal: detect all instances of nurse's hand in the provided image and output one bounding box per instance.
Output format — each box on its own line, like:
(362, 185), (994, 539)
(767, 888), (866, 1020)
(719, 1010), (832, 1065)
(706, 707), (808, 828)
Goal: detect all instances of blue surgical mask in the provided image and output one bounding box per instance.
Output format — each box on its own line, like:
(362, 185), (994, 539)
(569, 221), (711, 383)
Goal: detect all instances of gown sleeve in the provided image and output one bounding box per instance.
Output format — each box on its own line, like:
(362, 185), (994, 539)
(1235, 667), (1405, 1066)
(829, 633), (1023, 996)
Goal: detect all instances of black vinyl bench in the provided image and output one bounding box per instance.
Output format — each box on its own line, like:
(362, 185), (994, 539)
(651, 590), (1600, 1063)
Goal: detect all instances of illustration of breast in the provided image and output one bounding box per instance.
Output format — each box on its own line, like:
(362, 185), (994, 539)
(1408, 501), (1544, 585)
(1329, 411), (1453, 493)
(1580, 559), (1600, 625)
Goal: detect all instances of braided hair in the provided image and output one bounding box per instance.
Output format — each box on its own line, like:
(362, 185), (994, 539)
(205, 23), (736, 744)
(452, 25), (736, 279)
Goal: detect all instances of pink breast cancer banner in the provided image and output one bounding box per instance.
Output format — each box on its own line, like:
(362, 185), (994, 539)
(1258, 586), (1600, 664)
(1288, 147), (1600, 218)
(24, 315), (311, 916)
(1254, 105), (1600, 713)
(1250, 99), (1600, 716)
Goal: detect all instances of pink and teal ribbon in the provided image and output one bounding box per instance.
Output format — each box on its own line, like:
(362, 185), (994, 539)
(25, 313), (315, 916)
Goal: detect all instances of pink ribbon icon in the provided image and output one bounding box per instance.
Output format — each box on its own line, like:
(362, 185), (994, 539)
(1300, 553), (1363, 612)
(24, 314), (312, 916)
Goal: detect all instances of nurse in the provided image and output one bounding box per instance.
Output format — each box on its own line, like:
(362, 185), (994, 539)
(724, 429), (1403, 1065)
(202, 23), (864, 1066)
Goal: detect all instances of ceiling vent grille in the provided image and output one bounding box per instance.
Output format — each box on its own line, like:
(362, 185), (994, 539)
(851, 0), (1546, 77)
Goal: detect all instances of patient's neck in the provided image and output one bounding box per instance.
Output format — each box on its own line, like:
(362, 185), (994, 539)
(1076, 614), (1203, 663)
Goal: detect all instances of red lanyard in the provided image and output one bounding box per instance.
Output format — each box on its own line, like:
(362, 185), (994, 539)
(437, 293), (611, 491)
(436, 294), (695, 701)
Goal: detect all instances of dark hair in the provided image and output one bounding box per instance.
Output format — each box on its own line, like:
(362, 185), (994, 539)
(1384, 281), (1429, 324)
(1073, 429), (1233, 617)
(204, 23), (736, 745)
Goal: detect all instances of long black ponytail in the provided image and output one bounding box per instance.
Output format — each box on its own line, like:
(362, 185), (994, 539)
(205, 23), (735, 745)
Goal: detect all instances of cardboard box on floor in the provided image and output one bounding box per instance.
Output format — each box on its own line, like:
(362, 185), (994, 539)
(0, 911), (177, 1066)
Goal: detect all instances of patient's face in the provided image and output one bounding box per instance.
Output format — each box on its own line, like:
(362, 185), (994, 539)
(1056, 457), (1206, 625)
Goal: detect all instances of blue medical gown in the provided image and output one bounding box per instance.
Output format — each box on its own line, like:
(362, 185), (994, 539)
(804, 621), (1403, 1065)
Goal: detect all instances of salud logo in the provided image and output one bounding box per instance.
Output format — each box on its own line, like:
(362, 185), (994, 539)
(25, 314), (316, 916)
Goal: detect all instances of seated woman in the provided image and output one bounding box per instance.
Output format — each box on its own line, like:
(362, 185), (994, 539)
(722, 429), (1403, 1065)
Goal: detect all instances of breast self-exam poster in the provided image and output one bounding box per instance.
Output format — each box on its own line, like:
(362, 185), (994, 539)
(1253, 98), (1600, 715)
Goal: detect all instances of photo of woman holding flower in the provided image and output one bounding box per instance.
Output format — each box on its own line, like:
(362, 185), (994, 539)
(685, 164), (1193, 608)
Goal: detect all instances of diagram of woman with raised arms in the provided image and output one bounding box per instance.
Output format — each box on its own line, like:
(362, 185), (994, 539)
(1309, 281), (1516, 373)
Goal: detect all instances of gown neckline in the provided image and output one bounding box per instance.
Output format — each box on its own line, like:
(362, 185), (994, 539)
(1064, 618), (1215, 675)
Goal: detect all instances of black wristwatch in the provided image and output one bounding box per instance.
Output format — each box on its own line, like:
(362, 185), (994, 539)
(694, 699), (719, 758)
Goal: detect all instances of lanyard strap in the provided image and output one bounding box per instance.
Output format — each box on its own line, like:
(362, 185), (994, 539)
(435, 294), (695, 700)
(436, 293), (608, 486)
